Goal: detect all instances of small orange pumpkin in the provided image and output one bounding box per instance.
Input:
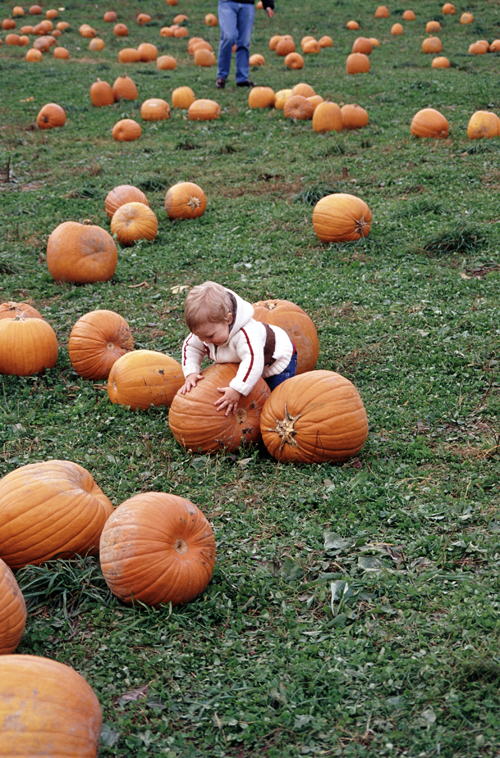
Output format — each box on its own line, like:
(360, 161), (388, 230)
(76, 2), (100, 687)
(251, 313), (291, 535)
(0, 301), (43, 320)
(90, 79), (114, 107)
(99, 492), (216, 607)
(283, 94), (314, 120)
(68, 310), (134, 380)
(410, 107), (449, 138)
(105, 184), (149, 218)
(112, 74), (138, 100)
(88, 38), (104, 51)
(421, 36), (442, 54)
(110, 202), (158, 245)
(346, 20), (359, 30)
(249, 53), (265, 66)
(188, 98), (221, 121)
(346, 52), (370, 74)
(374, 5), (390, 18)
(426, 20), (441, 33)
(113, 22), (128, 36)
(260, 370), (368, 464)
(0, 460), (113, 569)
(391, 22), (403, 35)
(205, 12), (217, 26)
(341, 103), (369, 130)
(352, 36), (372, 55)
(467, 111), (500, 140)
(117, 47), (141, 63)
(313, 193), (372, 243)
(140, 97), (171, 121)
(302, 39), (321, 54)
(291, 82), (315, 98)
(318, 35), (333, 48)
(165, 181), (207, 220)
(107, 350), (184, 410)
(194, 47), (216, 66)
(137, 13), (151, 25)
(137, 41), (157, 61)
(275, 37), (295, 56)
(112, 118), (142, 141)
(36, 102), (66, 129)
(312, 101), (343, 133)
(248, 86), (276, 108)
(432, 55), (450, 68)
(53, 45), (69, 58)
(156, 54), (177, 70)
(460, 12), (473, 24)
(402, 10), (416, 21)
(171, 85), (196, 109)
(168, 363), (270, 454)
(103, 10), (118, 22)
(442, 3), (455, 14)
(26, 47), (43, 61)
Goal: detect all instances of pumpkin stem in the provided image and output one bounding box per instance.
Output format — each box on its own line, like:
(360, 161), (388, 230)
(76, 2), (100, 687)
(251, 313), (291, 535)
(267, 403), (302, 455)
(355, 214), (368, 235)
(106, 342), (115, 351)
(186, 195), (201, 212)
(174, 537), (188, 554)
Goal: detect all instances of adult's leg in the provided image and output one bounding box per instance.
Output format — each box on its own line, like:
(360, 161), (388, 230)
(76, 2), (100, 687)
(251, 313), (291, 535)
(235, 2), (255, 84)
(217, 0), (238, 80)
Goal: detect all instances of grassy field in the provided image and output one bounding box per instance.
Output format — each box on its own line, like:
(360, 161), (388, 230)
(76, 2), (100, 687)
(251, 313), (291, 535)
(1, 0), (500, 755)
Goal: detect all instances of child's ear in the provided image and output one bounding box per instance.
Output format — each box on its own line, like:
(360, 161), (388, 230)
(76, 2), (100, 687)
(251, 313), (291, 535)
(226, 312), (233, 324)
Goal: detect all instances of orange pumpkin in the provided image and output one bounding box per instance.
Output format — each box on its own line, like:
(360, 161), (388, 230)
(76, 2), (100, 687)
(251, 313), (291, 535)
(103, 10), (117, 22)
(274, 89), (292, 109)
(171, 85), (196, 109)
(374, 5), (389, 18)
(0, 460), (113, 569)
(194, 48), (216, 66)
(112, 118), (142, 141)
(173, 25), (189, 38)
(0, 301), (43, 320)
(156, 54), (177, 70)
(117, 47), (141, 63)
(283, 94), (314, 120)
(467, 111), (500, 140)
(79, 23), (96, 38)
(391, 23), (403, 35)
(0, 317), (58, 376)
(140, 97), (171, 121)
(442, 3), (455, 14)
(36, 102), (66, 129)
(346, 20), (359, 30)
(489, 40), (500, 52)
(68, 310), (134, 381)
(90, 79), (114, 107)
(53, 45), (69, 57)
(313, 193), (372, 243)
(469, 41), (489, 55)
(99, 492), (216, 607)
(341, 103), (369, 130)
(88, 38), (104, 51)
(29, 4), (42, 13)
(426, 20), (441, 33)
(312, 101), (343, 133)
(269, 34), (283, 50)
(410, 107), (449, 138)
(137, 41), (157, 61)
(275, 37), (295, 56)
(46, 221), (118, 284)
(352, 36), (372, 55)
(319, 35), (333, 48)
(460, 12), (473, 24)
(168, 363), (270, 454)
(302, 39), (321, 54)
(137, 13), (151, 25)
(105, 184), (149, 218)
(249, 53), (265, 66)
(260, 370), (368, 464)
(107, 350), (184, 410)
(165, 181), (207, 219)
(291, 82), (315, 98)
(402, 10), (416, 21)
(113, 22), (128, 36)
(421, 36), (442, 54)
(0, 655), (102, 756)
(0, 559), (27, 654)
(284, 51), (304, 68)
(432, 56), (450, 68)
(110, 202), (158, 245)
(307, 94), (324, 113)
(248, 86), (276, 108)
(26, 47), (43, 61)
(188, 98), (221, 120)
(112, 74), (138, 100)
(346, 52), (370, 74)
(205, 12), (217, 26)
(252, 299), (319, 375)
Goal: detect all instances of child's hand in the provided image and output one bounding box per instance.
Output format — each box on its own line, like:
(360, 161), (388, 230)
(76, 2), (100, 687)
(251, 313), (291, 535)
(215, 386), (241, 415)
(266, 7), (274, 17)
(178, 373), (204, 394)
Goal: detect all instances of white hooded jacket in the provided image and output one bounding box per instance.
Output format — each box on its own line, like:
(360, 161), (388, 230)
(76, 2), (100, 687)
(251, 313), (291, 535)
(181, 289), (294, 396)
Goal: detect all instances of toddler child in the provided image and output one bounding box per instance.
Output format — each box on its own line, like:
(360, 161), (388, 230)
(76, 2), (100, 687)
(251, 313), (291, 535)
(179, 281), (297, 415)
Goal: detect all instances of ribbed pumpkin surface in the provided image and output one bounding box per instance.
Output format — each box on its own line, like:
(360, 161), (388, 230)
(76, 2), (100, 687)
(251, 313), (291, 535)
(100, 492), (216, 606)
(0, 316), (58, 376)
(68, 309), (133, 380)
(0, 460), (113, 570)
(107, 350), (184, 410)
(260, 370), (368, 464)
(0, 301), (43, 320)
(0, 655), (102, 757)
(312, 193), (371, 242)
(46, 221), (117, 284)
(104, 184), (149, 218)
(168, 363), (270, 453)
(110, 201), (158, 245)
(252, 299), (319, 375)
(0, 558), (26, 654)
(410, 108), (449, 139)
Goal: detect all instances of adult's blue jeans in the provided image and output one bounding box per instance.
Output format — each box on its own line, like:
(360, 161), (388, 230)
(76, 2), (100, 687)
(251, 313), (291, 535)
(217, 0), (256, 83)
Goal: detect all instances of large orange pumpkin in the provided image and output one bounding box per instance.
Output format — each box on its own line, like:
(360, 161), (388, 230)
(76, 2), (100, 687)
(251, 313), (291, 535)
(68, 310), (134, 380)
(112, 74), (138, 100)
(112, 118), (142, 141)
(168, 363), (270, 454)
(0, 655), (102, 757)
(110, 202), (158, 245)
(248, 86), (275, 108)
(313, 193), (372, 242)
(165, 181), (207, 219)
(0, 460), (113, 570)
(284, 52), (304, 69)
(410, 108), (449, 138)
(352, 36), (372, 55)
(283, 95), (314, 120)
(107, 350), (184, 410)
(346, 52), (370, 74)
(99, 492), (216, 607)
(172, 85), (196, 109)
(46, 221), (118, 284)
(137, 41), (157, 61)
(90, 78), (114, 106)
(188, 98), (221, 121)
(341, 104), (369, 130)
(0, 558), (27, 654)
(421, 36), (442, 54)
(252, 299), (319, 375)
(312, 101), (343, 133)
(467, 111), (500, 140)
(260, 370), (368, 464)
(157, 54), (177, 70)
(105, 184), (149, 218)
(0, 301), (43, 320)
(36, 102), (66, 129)
(0, 316), (58, 376)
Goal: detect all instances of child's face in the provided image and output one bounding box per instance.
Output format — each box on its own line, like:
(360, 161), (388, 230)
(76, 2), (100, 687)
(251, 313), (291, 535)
(193, 314), (232, 346)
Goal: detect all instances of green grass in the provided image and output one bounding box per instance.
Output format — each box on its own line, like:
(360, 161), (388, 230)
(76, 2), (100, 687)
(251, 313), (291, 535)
(1, 0), (500, 755)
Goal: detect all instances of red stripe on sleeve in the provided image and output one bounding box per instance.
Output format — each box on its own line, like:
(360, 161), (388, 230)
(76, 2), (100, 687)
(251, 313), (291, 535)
(183, 334), (193, 365)
(241, 328), (254, 382)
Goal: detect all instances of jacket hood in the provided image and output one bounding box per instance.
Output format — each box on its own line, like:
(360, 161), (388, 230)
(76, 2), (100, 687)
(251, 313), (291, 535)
(226, 288), (254, 337)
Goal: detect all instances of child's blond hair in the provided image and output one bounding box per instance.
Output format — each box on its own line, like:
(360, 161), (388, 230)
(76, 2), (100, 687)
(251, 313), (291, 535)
(184, 281), (233, 331)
